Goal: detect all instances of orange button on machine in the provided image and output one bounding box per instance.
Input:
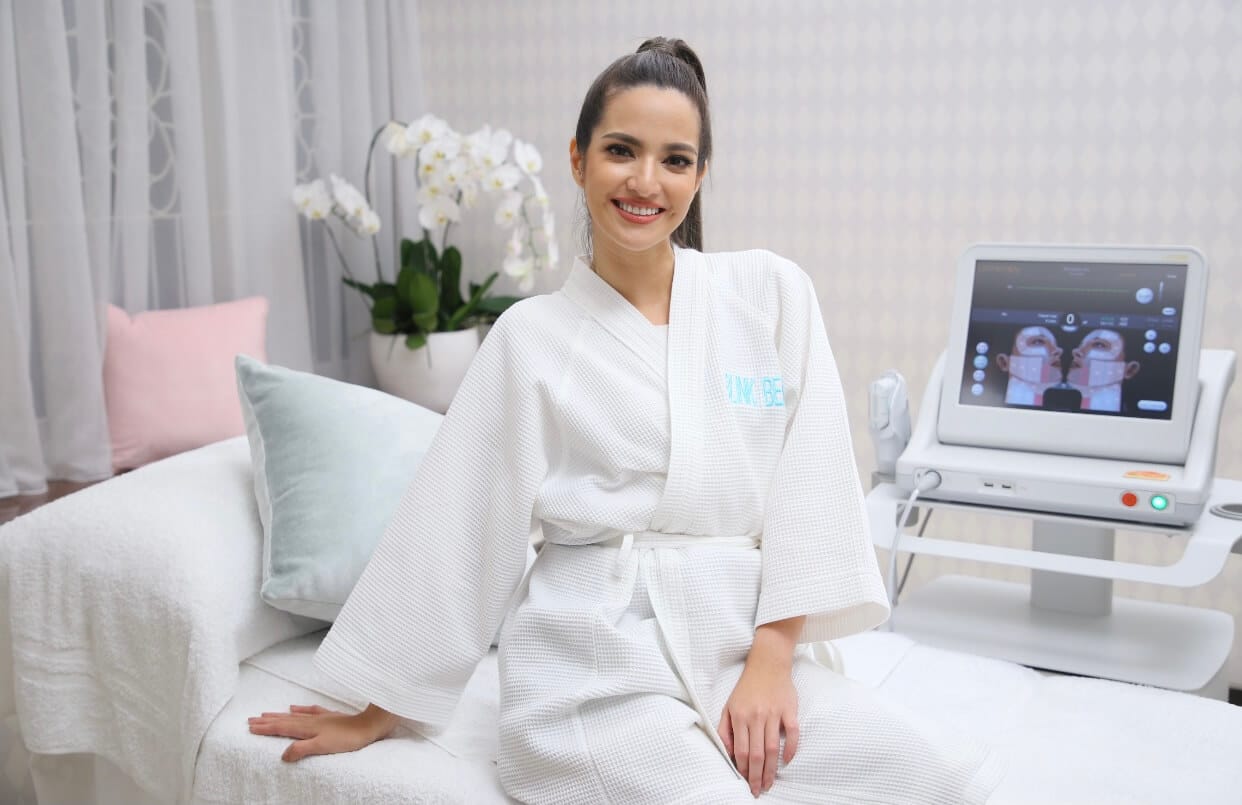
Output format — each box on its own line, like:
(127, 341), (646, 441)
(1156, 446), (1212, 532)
(1121, 492), (1138, 507)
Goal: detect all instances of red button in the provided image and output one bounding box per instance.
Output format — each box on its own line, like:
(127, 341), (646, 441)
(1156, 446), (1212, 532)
(1121, 492), (1138, 507)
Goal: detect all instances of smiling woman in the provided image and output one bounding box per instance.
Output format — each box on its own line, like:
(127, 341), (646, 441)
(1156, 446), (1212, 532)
(249, 36), (1005, 805)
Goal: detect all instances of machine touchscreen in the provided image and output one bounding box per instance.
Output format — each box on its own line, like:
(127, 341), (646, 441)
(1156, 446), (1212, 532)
(958, 259), (1187, 421)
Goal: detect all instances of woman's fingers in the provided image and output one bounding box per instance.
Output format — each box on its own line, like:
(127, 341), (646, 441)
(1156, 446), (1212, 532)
(290, 704), (336, 715)
(763, 717), (780, 791)
(716, 708), (734, 758)
(782, 710), (800, 765)
(746, 716), (764, 797)
(282, 737), (321, 763)
(248, 717), (319, 740)
(733, 716), (750, 782)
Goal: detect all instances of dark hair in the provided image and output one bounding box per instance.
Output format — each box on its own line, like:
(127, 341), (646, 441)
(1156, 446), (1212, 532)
(574, 37), (711, 251)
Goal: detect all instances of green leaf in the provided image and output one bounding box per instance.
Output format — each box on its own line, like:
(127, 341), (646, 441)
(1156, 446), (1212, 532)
(407, 271), (439, 315)
(400, 238), (417, 271)
(397, 265), (416, 307)
(439, 246), (464, 314)
(343, 277), (389, 300)
(372, 318), (397, 334)
(412, 311), (438, 331)
(404, 332), (427, 351)
(445, 272), (498, 331)
(371, 283), (398, 300)
(372, 296), (397, 319)
(473, 295), (523, 315)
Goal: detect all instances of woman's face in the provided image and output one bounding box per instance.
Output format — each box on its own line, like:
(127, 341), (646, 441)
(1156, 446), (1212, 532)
(571, 85), (706, 261)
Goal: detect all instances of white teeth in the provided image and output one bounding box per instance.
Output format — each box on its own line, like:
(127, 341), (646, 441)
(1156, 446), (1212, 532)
(618, 201), (660, 216)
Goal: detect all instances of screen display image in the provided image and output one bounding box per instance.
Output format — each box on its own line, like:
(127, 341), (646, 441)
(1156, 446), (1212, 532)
(959, 260), (1186, 420)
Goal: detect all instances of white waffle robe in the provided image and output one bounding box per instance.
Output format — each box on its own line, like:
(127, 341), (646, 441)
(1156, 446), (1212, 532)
(315, 248), (1004, 804)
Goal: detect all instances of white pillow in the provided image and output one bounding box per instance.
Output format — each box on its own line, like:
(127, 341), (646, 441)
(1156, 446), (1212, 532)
(235, 355), (443, 621)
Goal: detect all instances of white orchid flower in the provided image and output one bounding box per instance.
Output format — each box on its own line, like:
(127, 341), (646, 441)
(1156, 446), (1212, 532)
(292, 179), (332, 219)
(416, 183), (446, 206)
(458, 180), (480, 209)
(439, 158), (468, 191)
(513, 139), (543, 175)
(483, 164), (521, 192)
(418, 135), (461, 166)
(351, 208), (381, 236)
(506, 222), (528, 257)
(503, 253), (535, 291)
(418, 159), (443, 186)
(490, 128), (513, 154)
(529, 175), (550, 207)
(329, 174), (370, 218)
(382, 121), (416, 158)
(463, 125), (491, 156)
(471, 127), (512, 171)
(409, 113), (449, 146)
(494, 191), (525, 228)
(418, 196), (461, 230)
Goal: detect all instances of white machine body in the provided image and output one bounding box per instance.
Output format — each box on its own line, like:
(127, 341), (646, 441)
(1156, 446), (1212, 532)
(897, 349), (1235, 527)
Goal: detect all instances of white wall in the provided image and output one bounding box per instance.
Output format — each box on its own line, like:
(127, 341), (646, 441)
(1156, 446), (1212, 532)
(418, 0), (1242, 685)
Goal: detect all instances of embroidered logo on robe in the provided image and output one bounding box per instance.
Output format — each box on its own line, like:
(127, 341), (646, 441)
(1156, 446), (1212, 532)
(724, 373), (785, 408)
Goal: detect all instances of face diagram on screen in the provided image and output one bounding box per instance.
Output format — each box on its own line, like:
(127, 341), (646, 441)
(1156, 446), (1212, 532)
(960, 261), (1185, 420)
(1067, 328), (1141, 411)
(994, 326), (1063, 406)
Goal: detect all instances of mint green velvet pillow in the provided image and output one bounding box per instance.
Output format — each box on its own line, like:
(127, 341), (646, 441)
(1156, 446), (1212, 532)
(235, 355), (443, 621)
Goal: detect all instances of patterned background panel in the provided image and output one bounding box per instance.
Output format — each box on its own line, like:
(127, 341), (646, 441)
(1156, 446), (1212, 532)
(418, 0), (1242, 685)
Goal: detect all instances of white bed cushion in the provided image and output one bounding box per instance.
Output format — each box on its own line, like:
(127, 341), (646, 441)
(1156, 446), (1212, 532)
(190, 631), (1242, 805)
(235, 355), (444, 622)
(195, 636), (511, 804)
(0, 438), (324, 804)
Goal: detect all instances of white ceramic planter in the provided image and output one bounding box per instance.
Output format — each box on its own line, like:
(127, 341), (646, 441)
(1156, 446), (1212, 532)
(369, 328), (480, 413)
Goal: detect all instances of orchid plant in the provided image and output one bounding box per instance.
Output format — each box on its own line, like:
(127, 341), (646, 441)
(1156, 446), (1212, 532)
(292, 113), (558, 350)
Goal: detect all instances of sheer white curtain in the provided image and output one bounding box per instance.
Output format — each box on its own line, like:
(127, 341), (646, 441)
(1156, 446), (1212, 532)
(0, 0), (425, 496)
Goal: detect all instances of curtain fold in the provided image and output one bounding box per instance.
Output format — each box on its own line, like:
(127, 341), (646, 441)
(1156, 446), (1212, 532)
(0, 0), (425, 496)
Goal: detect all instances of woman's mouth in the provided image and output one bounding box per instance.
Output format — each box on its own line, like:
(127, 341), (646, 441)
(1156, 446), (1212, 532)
(612, 199), (665, 223)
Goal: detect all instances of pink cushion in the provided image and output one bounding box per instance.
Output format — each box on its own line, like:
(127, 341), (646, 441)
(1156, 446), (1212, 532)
(104, 297), (268, 471)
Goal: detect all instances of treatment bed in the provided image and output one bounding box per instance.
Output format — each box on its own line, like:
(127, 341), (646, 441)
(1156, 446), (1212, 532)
(3, 438), (1242, 804)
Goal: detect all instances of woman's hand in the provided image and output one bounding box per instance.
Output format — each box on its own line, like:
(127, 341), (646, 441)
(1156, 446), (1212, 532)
(247, 703), (399, 762)
(717, 617), (804, 797)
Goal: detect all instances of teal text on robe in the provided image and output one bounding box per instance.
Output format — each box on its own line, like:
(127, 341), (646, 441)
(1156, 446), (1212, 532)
(724, 373), (785, 409)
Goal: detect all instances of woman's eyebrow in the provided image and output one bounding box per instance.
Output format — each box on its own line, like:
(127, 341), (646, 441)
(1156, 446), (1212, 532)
(600, 131), (698, 156)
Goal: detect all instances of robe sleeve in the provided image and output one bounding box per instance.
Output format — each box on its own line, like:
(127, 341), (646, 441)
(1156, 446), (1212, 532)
(313, 309), (552, 726)
(754, 259), (891, 642)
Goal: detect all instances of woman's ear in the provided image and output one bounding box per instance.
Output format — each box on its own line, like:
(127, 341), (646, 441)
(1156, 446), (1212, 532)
(694, 159), (708, 195)
(569, 138), (585, 188)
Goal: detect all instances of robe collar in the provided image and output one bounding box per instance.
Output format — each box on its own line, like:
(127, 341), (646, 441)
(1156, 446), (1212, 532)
(558, 246), (710, 534)
(560, 248), (696, 377)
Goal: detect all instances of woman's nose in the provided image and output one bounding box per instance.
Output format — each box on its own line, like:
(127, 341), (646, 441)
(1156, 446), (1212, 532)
(626, 159), (659, 195)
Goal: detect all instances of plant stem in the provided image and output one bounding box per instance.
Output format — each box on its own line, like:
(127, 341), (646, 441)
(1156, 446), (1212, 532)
(363, 122), (389, 283)
(323, 223), (371, 312)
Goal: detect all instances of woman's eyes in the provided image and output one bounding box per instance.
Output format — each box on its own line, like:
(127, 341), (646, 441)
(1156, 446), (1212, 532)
(603, 144), (692, 168)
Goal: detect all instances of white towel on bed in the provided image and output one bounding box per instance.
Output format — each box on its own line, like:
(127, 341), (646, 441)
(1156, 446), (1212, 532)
(0, 438), (322, 804)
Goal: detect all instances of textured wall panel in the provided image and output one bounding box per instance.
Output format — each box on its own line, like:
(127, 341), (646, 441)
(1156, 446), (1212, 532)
(418, 0), (1242, 686)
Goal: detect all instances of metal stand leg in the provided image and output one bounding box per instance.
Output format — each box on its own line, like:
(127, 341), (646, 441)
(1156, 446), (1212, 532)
(1030, 522), (1115, 616)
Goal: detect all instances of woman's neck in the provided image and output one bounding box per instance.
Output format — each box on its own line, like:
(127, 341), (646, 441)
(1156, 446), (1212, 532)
(590, 238), (675, 325)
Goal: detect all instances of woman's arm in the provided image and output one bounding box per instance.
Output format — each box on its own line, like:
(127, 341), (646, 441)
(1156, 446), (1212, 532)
(717, 614), (806, 797)
(248, 702), (401, 762)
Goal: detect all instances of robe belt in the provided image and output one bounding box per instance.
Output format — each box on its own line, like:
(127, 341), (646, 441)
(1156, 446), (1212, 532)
(597, 531), (761, 780)
(600, 531), (762, 578)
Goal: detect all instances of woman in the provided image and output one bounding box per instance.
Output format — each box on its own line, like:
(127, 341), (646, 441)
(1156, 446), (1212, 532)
(249, 38), (1003, 803)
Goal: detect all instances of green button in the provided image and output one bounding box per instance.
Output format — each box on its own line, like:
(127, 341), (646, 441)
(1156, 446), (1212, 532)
(1150, 495), (1169, 511)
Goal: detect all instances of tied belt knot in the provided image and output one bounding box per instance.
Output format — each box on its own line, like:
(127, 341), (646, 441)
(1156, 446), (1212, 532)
(601, 530), (762, 577)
